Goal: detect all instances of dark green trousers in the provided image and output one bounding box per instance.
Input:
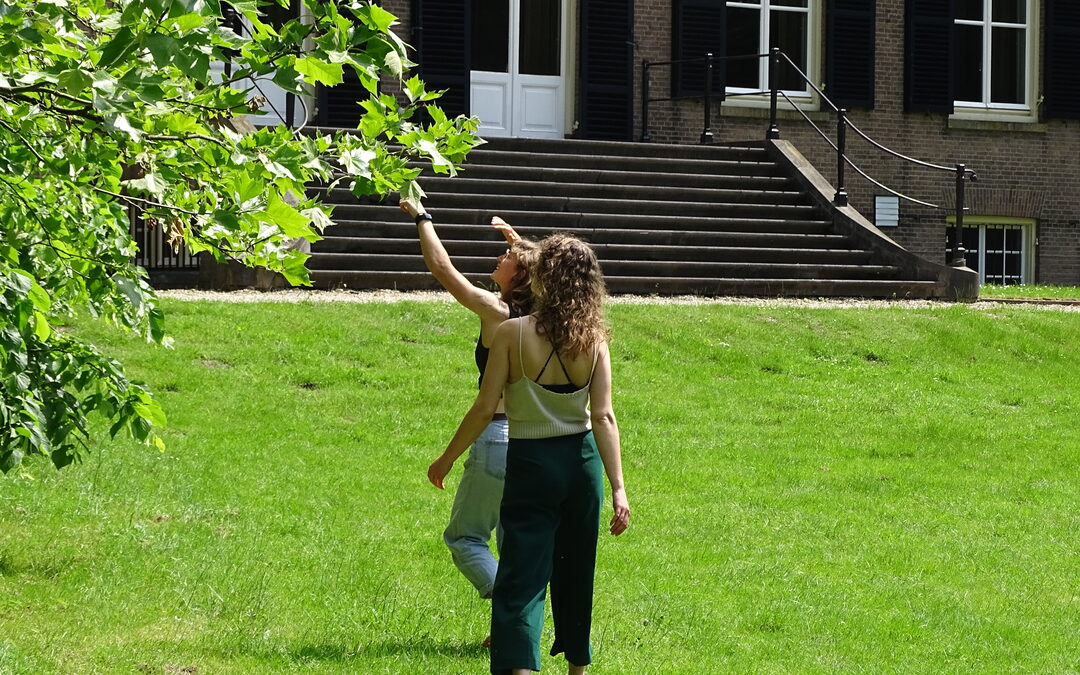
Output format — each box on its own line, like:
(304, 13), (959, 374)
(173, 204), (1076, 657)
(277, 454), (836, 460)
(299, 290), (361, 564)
(490, 431), (604, 674)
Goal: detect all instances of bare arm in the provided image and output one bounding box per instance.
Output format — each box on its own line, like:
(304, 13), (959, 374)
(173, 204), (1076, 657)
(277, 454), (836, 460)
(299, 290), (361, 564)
(589, 342), (630, 535)
(400, 198), (506, 321)
(427, 320), (515, 489)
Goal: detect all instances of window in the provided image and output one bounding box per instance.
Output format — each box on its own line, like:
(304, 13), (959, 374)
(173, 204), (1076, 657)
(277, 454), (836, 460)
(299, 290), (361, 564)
(947, 217), (1034, 284)
(727, 0), (814, 96)
(953, 0), (1033, 111)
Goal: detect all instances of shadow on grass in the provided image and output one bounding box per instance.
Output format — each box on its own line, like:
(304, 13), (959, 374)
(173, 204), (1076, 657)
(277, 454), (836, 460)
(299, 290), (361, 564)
(197, 637), (488, 667)
(0, 551), (77, 579)
(293, 638), (487, 661)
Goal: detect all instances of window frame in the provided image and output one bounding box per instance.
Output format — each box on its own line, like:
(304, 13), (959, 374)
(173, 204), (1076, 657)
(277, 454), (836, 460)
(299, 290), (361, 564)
(946, 216), (1036, 284)
(952, 0), (1039, 121)
(723, 0), (821, 105)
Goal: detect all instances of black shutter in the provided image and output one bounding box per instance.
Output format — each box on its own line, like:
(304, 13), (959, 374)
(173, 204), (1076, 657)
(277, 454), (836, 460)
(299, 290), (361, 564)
(904, 0), (954, 113)
(579, 0), (634, 140)
(1045, 0), (1080, 119)
(671, 0), (725, 98)
(318, 69), (369, 128)
(412, 0), (470, 117)
(826, 0), (875, 109)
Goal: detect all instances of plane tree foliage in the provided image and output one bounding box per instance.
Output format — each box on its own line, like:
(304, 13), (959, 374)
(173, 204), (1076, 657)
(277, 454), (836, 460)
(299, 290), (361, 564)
(0, 0), (480, 472)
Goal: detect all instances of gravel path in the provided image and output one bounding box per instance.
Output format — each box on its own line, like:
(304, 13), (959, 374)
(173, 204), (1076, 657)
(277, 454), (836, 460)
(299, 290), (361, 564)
(158, 289), (1080, 312)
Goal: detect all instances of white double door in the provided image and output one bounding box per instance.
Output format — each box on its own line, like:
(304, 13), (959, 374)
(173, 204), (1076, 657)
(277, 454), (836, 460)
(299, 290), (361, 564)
(470, 0), (566, 138)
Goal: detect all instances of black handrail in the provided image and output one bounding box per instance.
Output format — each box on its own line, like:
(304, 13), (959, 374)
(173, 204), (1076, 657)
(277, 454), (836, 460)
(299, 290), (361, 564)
(641, 52), (768, 144)
(640, 47), (977, 268)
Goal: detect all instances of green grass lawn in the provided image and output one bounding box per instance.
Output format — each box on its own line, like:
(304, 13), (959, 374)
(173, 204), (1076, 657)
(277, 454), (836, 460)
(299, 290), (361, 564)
(980, 283), (1080, 300)
(1, 298), (1078, 674)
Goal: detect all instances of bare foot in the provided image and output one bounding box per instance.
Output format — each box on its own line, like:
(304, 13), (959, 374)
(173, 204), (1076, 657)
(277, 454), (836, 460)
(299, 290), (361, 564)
(482, 635), (492, 649)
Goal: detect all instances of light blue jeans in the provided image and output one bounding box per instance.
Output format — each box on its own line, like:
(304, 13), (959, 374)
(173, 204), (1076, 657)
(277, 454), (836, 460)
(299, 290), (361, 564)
(444, 418), (508, 598)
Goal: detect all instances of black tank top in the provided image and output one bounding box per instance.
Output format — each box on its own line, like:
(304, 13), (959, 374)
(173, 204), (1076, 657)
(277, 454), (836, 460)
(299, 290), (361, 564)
(474, 305), (521, 388)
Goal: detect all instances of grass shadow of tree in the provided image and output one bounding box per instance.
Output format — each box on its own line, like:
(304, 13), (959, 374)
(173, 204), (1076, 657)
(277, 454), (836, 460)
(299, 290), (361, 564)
(292, 638), (487, 661)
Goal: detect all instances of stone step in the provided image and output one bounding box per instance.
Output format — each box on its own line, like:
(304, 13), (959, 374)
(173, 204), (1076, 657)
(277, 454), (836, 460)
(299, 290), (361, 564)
(462, 148), (785, 176)
(308, 270), (941, 298)
(327, 197), (821, 222)
(314, 237), (872, 264)
(308, 253), (902, 280)
(318, 226), (851, 249)
(313, 180), (808, 205)
(323, 212), (835, 236)
(479, 135), (769, 161)
(416, 163), (797, 190)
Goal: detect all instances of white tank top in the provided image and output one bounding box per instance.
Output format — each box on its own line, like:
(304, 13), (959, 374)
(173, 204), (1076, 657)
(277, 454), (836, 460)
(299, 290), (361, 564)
(504, 320), (599, 439)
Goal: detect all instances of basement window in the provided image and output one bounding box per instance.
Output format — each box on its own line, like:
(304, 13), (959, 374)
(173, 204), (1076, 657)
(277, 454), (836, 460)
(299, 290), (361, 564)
(946, 216), (1035, 285)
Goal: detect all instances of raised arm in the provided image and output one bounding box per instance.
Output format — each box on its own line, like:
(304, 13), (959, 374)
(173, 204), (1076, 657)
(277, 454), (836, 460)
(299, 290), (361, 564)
(400, 198), (506, 321)
(589, 342), (630, 535)
(427, 319), (515, 489)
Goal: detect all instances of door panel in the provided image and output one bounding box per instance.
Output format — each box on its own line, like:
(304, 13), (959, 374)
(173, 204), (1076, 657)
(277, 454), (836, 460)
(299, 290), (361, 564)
(471, 0), (565, 138)
(472, 73), (513, 136)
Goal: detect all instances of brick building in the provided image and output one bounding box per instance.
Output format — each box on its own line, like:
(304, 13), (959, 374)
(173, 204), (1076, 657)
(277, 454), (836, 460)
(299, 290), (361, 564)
(319, 0), (1080, 286)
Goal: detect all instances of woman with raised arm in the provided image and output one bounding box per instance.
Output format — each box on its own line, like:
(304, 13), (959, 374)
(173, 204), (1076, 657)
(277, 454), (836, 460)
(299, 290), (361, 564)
(399, 198), (537, 645)
(428, 233), (630, 675)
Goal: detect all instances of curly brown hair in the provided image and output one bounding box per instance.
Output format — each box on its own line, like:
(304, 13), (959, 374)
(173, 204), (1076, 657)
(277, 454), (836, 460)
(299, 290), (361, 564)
(500, 239), (539, 316)
(530, 233), (609, 356)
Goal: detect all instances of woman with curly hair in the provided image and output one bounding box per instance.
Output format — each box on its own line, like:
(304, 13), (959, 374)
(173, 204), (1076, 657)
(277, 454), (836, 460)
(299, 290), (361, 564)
(429, 233), (630, 675)
(399, 198), (538, 644)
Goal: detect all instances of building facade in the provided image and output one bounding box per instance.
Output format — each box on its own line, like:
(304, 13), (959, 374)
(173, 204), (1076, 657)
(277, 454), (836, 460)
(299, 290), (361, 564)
(319, 0), (1080, 286)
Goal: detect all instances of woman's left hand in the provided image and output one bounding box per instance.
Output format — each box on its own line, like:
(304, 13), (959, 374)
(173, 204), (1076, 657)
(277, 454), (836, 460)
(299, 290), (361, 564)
(609, 488), (630, 535)
(427, 454), (454, 490)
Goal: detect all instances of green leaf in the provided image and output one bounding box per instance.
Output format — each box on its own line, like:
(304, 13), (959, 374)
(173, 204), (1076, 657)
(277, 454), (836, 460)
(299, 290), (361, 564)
(32, 311), (51, 341)
(400, 180), (426, 202)
(28, 282), (51, 312)
(97, 26), (136, 68)
(263, 192), (311, 239)
(383, 48), (403, 78)
(294, 56), (344, 87)
(56, 69), (92, 96)
(132, 396), (167, 429)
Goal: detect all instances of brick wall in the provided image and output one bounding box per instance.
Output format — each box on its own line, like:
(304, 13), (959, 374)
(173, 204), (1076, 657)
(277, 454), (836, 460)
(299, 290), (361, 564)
(632, 0), (1080, 285)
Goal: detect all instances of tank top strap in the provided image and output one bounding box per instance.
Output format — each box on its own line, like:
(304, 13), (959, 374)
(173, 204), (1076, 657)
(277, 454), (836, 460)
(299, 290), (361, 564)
(517, 318), (526, 373)
(536, 348), (558, 380)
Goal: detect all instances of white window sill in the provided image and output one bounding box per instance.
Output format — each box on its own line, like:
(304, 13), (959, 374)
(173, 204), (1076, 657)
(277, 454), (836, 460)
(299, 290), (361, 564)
(720, 95), (826, 121)
(947, 115), (1047, 134)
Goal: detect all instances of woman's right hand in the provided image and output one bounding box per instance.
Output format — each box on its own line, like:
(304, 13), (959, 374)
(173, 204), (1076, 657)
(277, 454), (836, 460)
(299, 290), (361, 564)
(490, 216), (521, 244)
(400, 198), (424, 219)
(609, 487), (630, 535)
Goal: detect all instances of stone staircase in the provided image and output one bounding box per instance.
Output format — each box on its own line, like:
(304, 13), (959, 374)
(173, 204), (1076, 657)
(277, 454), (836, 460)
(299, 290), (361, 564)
(307, 134), (976, 298)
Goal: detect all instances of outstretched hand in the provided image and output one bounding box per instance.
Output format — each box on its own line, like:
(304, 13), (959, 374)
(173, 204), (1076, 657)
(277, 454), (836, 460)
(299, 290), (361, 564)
(427, 454), (454, 490)
(490, 216), (521, 244)
(400, 198), (424, 219)
(609, 488), (630, 535)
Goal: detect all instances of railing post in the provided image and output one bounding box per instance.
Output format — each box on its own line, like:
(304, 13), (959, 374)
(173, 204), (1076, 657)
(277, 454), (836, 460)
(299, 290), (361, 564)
(285, 93), (296, 128)
(950, 164), (969, 267)
(700, 53), (715, 145)
(641, 59), (652, 142)
(768, 47), (781, 139)
(834, 108), (849, 207)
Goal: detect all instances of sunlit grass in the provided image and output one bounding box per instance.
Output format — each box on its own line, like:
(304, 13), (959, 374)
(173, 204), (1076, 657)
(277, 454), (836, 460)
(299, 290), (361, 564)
(980, 283), (1080, 300)
(1, 299), (1078, 673)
